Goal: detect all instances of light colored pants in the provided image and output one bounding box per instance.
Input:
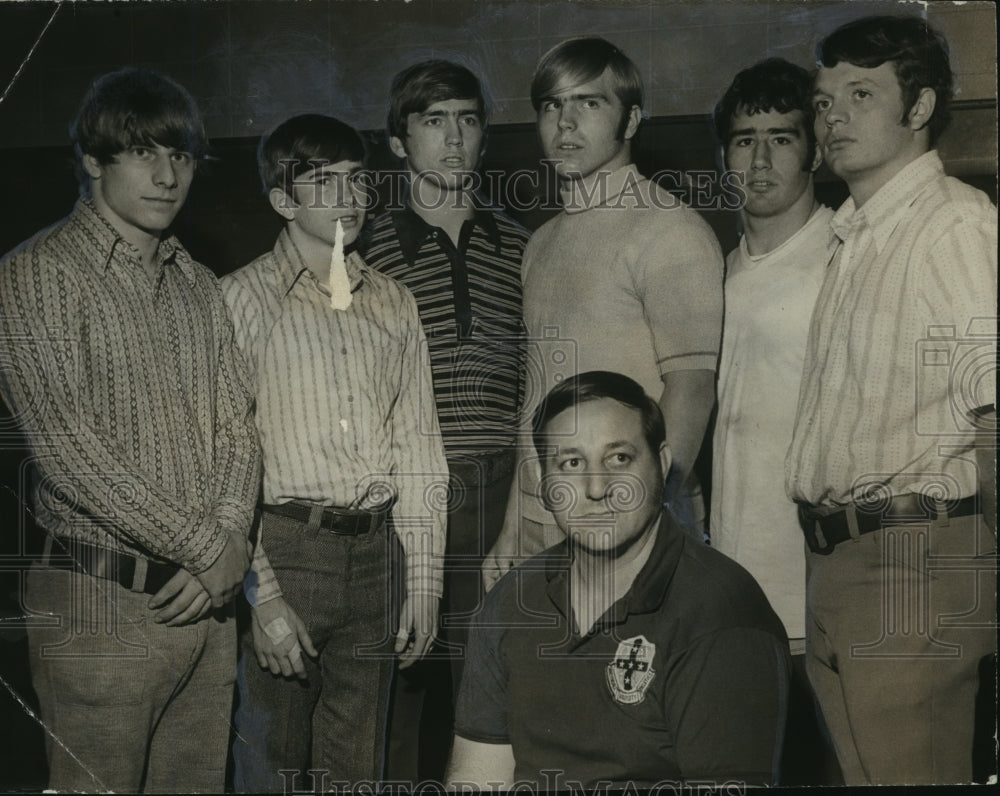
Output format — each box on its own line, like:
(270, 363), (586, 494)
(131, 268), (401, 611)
(26, 565), (236, 793)
(806, 512), (995, 784)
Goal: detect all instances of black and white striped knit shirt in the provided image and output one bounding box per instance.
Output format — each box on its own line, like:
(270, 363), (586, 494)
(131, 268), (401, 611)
(364, 205), (528, 457)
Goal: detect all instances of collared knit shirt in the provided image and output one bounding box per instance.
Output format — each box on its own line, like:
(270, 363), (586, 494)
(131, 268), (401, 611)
(786, 151), (997, 506)
(221, 229), (448, 600)
(455, 513), (789, 787)
(364, 205), (528, 456)
(524, 164), (724, 400)
(0, 200), (261, 573)
(516, 164), (724, 523)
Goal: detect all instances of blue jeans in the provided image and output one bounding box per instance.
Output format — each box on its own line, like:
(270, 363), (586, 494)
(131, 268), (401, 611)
(26, 565), (236, 792)
(233, 510), (396, 792)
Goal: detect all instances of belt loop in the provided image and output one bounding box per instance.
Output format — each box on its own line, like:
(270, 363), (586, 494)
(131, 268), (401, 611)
(811, 518), (824, 553)
(308, 504), (325, 531)
(130, 557), (148, 593)
(845, 505), (862, 540)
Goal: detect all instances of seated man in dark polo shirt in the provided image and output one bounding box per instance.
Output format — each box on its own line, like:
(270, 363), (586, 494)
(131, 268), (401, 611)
(447, 371), (790, 789)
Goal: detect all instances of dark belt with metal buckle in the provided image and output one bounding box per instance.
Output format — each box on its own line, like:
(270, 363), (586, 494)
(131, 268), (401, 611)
(797, 493), (979, 555)
(262, 501), (387, 536)
(37, 538), (180, 595)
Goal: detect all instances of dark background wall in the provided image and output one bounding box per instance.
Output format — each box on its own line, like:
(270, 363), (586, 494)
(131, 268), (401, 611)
(0, 1), (996, 790)
(1, 0), (996, 145)
(0, 0), (996, 270)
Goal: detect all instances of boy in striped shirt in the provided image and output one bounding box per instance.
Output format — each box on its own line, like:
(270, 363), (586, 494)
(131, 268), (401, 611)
(222, 114), (448, 791)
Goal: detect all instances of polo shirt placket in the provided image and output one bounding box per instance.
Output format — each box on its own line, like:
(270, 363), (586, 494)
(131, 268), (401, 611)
(365, 205), (528, 456)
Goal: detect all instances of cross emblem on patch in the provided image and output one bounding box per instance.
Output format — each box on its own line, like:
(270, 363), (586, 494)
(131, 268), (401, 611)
(615, 637), (650, 690)
(606, 634), (657, 705)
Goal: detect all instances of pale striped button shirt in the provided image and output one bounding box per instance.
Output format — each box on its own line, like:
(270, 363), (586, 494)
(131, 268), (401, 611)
(222, 230), (448, 601)
(786, 151), (997, 506)
(0, 200), (261, 573)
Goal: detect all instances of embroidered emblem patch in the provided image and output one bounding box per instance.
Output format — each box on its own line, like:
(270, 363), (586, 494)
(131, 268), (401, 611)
(606, 634), (656, 705)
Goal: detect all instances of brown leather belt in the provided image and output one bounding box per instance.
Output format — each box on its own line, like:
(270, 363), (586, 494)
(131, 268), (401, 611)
(797, 493), (979, 555)
(262, 501), (387, 536)
(37, 537), (179, 595)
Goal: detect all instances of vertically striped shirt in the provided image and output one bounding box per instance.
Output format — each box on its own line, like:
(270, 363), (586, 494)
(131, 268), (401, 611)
(364, 206), (528, 455)
(0, 200), (261, 573)
(786, 151), (997, 506)
(221, 229), (448, 599)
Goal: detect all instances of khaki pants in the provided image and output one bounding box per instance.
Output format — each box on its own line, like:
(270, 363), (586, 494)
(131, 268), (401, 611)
(26, 566), (236, 793)
(805, 512), (996, 784)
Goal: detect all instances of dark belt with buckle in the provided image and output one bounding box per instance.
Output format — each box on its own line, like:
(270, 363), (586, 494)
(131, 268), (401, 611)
(262, 501), (387, 536)
(37, 537), (180, 595)
(797, 493), (979, 555)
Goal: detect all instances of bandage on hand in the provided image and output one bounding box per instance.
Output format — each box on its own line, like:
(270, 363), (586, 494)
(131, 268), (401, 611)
(263, 616), (302, 662)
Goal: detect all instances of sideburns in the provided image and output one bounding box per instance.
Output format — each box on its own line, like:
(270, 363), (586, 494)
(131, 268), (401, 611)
(614, 108), (631, 141)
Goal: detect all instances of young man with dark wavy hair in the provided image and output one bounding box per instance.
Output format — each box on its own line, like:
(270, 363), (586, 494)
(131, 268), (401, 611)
(0, 67), (260, 792)
(711, 56), (840, 786)
(787, 15), (997, 784)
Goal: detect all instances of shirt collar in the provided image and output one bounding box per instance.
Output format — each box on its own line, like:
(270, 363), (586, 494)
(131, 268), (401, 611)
(740, 203), (834, 264)
(390, 203), (502, 266)
(271, 227), (367, 299)
(544, 510), (684, 627)
(74, 199), (197, 284)
(560, 163), (641, 214)
(830, 150), (944, 254)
